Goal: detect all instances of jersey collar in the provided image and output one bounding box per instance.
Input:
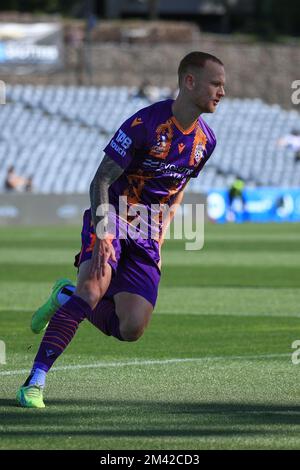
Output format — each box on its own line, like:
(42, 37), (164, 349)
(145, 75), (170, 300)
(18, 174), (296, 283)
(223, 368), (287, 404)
(171, 115), (198, 135)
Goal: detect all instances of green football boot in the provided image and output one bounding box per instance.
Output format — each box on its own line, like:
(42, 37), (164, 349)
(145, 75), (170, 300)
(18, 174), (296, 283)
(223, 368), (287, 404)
(31, 278), (75, 334)
(16, 385), (45, 409)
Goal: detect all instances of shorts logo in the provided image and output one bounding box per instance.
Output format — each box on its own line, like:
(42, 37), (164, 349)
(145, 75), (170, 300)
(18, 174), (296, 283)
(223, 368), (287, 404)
(110, 129), (133, 157)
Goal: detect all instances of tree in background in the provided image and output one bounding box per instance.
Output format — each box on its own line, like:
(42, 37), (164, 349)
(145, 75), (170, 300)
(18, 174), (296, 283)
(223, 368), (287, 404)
(254, 0), (300, 39)
(0, 0), (79, 14)
(0, 0), (300, 38)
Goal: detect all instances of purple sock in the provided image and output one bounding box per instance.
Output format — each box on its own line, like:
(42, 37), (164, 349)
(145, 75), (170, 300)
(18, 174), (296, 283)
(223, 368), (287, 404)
(33, 295), (92, 373)
(87, 297), (124, 341)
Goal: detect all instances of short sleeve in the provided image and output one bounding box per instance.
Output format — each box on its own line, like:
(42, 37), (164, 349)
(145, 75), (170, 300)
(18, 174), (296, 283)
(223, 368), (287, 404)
(103, 107), (148, 169)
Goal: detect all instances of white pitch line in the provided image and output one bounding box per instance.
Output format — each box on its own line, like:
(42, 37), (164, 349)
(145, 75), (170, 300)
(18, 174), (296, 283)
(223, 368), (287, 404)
(0, 353), (290, 377)
(1, 307), (300, 319)
(0, 308), (32, 312)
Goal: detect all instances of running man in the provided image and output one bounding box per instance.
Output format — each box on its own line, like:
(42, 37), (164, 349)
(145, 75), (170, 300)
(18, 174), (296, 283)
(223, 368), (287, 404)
(17, 51), (226, 408)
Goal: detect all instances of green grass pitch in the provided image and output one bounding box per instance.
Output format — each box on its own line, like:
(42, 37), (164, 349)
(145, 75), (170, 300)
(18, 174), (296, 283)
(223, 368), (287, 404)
(1, 222), (300, 450)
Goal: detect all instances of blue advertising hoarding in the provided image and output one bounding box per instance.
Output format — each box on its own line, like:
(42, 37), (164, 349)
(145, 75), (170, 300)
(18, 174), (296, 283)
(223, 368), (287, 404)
(207, 188), (300, 223)
(0, 23), (63, 72)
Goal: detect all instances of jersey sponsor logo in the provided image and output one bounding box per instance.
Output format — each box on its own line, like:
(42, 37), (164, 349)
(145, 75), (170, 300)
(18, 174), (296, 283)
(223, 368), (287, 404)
(178, 143), (185, 154)
(110, 140), (126, 157)
(115, 129), (132, 149)
(143, 158), (194, 177)
(131, 117), (143, 127)
(110, 129), (133, 157)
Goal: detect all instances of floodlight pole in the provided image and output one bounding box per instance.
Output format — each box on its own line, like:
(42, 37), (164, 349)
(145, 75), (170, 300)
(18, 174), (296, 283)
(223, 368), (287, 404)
(148, 0), (159, 20)
(85, 0), (95, 85)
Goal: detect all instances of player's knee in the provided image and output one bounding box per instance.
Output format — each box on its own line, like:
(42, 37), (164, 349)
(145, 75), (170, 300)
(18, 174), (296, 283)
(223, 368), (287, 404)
(120, 320), (145, 342)
(116, 299), (153, 342)
(122, 327), (144, 342)
(75, 281), (102, 309)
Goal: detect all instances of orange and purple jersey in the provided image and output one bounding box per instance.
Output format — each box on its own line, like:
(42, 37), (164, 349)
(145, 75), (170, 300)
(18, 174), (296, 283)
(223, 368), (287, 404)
(103, 99), (216, 239)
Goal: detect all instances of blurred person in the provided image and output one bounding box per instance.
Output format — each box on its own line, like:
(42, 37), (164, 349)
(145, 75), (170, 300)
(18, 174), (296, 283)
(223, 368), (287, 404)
(134, 79), (161, 103)
(16, 51), (226, 408)
(134, 79), (150, 99)
(278, 129), (300, 163)
(25, 176), (33, 193)
(4, 166), (29, 192)
(227, 178), (246, 222)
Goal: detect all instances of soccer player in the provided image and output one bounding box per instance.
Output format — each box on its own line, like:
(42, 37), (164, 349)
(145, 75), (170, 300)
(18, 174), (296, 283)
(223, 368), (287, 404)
(17, 51), (226, 408)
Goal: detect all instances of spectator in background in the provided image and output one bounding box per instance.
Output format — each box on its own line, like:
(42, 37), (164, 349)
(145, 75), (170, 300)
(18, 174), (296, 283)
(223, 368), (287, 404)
(227, 177), (246, 222)
(134, 79), (161, 103)
(228, 178), (245, 207)
(4, 166), (32, 192)
(278, 129), (300, 163)
(25, 175), (33, 193)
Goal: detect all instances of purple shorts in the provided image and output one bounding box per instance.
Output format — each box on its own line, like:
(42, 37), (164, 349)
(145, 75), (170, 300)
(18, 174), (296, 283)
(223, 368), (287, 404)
(74, 209), (161, 307)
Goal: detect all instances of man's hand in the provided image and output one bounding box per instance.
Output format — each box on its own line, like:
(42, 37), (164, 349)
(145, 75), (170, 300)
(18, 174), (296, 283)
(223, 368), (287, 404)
(90, 237), (116, 279)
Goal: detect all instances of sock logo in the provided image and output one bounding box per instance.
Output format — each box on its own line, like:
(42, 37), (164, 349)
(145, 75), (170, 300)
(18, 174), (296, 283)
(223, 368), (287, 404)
(46, 349), (55, 358)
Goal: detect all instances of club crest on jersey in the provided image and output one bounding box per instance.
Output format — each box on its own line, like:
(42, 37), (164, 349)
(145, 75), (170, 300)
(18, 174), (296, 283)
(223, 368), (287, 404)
(150, 119), (173, 160)
(153, 135), (167, 154)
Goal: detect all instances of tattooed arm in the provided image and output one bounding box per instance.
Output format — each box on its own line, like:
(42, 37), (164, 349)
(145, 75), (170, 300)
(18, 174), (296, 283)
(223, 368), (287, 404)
(90, 154), (124, 234)
(89, 154), (124, 278)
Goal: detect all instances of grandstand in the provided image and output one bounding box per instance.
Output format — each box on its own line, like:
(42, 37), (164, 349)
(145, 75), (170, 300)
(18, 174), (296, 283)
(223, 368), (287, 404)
(0, 85), (300, 194)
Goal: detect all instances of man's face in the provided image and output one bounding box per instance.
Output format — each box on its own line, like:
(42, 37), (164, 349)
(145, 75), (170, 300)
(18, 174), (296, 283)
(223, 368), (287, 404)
(186, 61), (226, 113)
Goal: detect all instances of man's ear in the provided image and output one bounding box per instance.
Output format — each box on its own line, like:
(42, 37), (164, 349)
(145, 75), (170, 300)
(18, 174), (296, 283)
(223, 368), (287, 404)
(184, 73), (195, 91)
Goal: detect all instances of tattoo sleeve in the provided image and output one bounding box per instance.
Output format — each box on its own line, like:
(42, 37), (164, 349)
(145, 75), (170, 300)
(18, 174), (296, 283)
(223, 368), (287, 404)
(90, 155), (124, 237)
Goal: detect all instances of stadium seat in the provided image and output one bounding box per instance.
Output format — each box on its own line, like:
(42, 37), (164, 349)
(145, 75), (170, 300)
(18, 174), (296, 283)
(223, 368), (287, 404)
(1, 86), (299, 193)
